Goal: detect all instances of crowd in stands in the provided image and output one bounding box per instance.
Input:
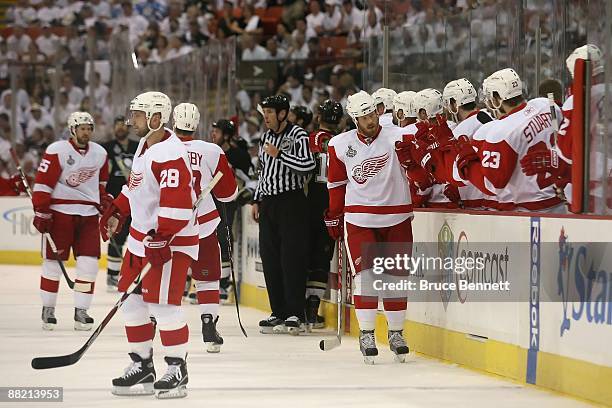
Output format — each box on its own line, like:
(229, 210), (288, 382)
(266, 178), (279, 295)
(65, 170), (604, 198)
(0, 0), (589, 189)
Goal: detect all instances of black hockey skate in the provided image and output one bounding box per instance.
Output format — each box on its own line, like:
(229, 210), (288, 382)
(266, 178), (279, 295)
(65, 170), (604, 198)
(106, 273), (119, 292)
(154, 356), (188, 399)
(284, 316), (305, 336)
(111, 352), (156, 395)
(388, 330), (409, 363)
(359, 330), (378, 365)
(305, 295), (320, 331)
(201, 314), (223, 353)
(259, 315), (283, 334)
(42, 306), (57, 331)
(74, 308), (93, 331)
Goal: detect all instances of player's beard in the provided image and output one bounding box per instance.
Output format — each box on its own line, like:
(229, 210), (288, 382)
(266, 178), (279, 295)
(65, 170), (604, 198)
(74, 134), (89, 147)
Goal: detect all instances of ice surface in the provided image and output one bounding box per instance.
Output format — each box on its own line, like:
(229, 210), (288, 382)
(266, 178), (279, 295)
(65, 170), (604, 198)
(0, 265), (590, 407)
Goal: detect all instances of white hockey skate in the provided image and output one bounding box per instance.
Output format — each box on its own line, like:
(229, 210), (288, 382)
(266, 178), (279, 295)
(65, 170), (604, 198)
(284, 316), (305, 336)
(388, 330), (409, 363)
(359, 330), (378, 365)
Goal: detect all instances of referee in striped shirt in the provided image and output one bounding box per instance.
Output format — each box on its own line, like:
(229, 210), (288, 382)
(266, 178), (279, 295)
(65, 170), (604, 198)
(252, 94), (316, 333)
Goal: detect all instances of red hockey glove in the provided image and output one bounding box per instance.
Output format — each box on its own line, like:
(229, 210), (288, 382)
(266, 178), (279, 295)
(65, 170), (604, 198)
(143, 230), (172, 267)
(98, 192), (114, 214)
(406, 165), (434, 190)
(9, 174), (27, 194)
(455, 135), (479, 179)
(394, 136), (416, 170)
(520, 147), (571, 188)
(100, 202), (127, 241)
(443, 184), (461, 204)
(431, 114), (456, 151)
(309, 131), (332, 153)
(33, 208), (53, 233)
(324, 210), (344, 241)
(414, 121), (433, 142)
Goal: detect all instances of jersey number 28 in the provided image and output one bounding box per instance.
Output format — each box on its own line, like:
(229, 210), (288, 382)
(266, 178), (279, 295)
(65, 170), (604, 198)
(160, 169), (180, 188)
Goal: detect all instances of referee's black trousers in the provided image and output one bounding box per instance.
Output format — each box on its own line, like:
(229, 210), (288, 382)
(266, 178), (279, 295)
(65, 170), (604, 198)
(259, 189), (309, 321)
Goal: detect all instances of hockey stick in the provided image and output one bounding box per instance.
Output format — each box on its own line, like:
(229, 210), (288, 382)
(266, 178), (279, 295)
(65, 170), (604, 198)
(220, 201), (248, 338)
(31, 263), (152, 370)
(320, 238), (344, 351)
(9, 148), (90, 293)
(31, 172), (224, 370)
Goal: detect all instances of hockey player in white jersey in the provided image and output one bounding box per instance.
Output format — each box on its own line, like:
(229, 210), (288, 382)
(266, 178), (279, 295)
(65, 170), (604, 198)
(172, 102), (238, 353)
(442, 78), (494, 209)
(411, 88), (460, 208)
(325, 91), (411, 364)
(392, 91), (417, 129)
(32, 111), (111, 331)
(100, 92), (197, 398)
(372, 87), (397, 128)
(448, 68), (566, 212)
(520, 44), (604, 204)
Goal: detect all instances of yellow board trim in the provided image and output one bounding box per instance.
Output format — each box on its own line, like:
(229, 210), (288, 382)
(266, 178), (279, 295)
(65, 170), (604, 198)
(0, 251), (107, 268)
(240, 281), (611, 406)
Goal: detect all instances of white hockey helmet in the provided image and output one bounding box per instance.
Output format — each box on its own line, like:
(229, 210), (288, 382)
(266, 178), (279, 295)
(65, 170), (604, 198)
(393, 91), (416, 119)
(129, 91), (172, 132)
(346, 91), (377, 124)
(372, 87), (397, 112)
(413, 88), (443, 119)
(484, 68), (523, 102)
(443, 78), (477, 112)
(566, 44), (604, 78)
(67, 111), (94, 136)
(173, 102), (200, 132)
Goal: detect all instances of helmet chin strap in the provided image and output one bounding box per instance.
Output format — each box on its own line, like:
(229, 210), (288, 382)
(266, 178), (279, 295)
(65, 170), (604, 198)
(143, 116), (164, 140)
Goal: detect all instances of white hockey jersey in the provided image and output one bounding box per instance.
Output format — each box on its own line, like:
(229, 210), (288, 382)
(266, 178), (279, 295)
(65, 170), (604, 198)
(179, 137), (238, 238)
(468, 98), (563, 211)
(117, 129), (199, 259)
(327, 126), (412, 228)
(452, 110), (494, 208)
(33, 139), (108, 216)
(379, 113), (394, 128)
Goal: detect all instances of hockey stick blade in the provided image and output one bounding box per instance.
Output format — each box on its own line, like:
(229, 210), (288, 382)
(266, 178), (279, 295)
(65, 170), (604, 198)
(319, 336), (341, 351)
(32, 264), (152, 370)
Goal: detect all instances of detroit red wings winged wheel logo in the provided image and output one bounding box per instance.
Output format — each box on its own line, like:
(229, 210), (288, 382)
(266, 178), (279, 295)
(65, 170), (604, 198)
(351, 153), (389, 184)
(65, 167), (98, 187)
(128, 171), (143, 190)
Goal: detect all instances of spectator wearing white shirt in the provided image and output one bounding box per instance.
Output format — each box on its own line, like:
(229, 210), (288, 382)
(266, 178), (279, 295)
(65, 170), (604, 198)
(322, 0), (342, 34)
(0, 89), (28, 129)
(62, 25), (85, 59)
(26, 104), (54, 139)
(84, 72), (110, 109)
(363, 8), (382, 39)
(59, 74), (84, 107)
(50, 91), (77, 129)
(282, 74), (304, 105)
(264, 38), (288, 60)
(288, 32), (309, 60)
(7, 25), (32, 56)
(114, 1), (149, 45)
(36, 24), (60, 58)
(37, 0), (61, 25)
(339, 0), (364, 34)
(164, 36), (193, 60)
(241, 34), (269, 61)
(306, 1), (325, 36)
(292, 18), (317, 41)
(90, 0), (111, 19)
(0, 112), (24, 144)
(7, 1), (37, 26)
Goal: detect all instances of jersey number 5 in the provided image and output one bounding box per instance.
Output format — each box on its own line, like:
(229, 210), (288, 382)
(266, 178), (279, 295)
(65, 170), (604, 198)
(482, 151), (500, 168)
(38, 159), (51, 173)
(160, 169), (180, 188)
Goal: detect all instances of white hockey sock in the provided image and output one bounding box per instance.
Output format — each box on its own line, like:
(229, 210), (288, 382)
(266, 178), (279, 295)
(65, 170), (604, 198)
(149, 303), (189, 359)
(74, 256), (98, 310)
(122, 294), (154, 359)
(355, 308), (377, 331)
(384, 310), (406, 331)
(40, 260), (61, 307)
(195, 280), (219, 319)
